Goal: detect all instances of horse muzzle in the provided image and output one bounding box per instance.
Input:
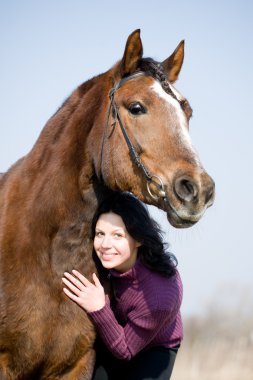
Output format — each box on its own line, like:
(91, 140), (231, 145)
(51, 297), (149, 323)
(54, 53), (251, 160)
(157, 171), (215, 228)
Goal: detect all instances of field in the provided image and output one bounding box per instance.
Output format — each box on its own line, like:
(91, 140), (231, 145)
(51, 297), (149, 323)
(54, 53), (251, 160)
(171, 311), (253, 380)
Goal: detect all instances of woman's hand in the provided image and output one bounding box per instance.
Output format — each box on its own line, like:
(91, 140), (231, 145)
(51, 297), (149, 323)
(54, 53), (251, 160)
(62, 270), (106, 313)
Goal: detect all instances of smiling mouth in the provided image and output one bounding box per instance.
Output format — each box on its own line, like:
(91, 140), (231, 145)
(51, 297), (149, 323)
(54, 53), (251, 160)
(100, 252), (117, 260)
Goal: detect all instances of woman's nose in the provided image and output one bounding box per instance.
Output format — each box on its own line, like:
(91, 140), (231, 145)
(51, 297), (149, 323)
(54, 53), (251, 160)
(101, 235), (112, 248)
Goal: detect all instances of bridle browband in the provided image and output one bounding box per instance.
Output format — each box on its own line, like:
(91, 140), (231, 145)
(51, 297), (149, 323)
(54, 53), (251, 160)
(104, 71), (167, 201)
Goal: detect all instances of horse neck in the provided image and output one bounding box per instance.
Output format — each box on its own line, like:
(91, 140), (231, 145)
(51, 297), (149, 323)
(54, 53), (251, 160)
(29, 75), (105, 173)
(15, 73), (111, 232)
(0, 70), (117, 275)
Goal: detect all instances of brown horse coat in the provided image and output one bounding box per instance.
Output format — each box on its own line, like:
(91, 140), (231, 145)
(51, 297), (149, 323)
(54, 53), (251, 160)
(0, 30), (214, 379)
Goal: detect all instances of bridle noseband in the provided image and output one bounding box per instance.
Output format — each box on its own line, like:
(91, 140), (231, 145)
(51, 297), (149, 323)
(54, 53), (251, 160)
(105, 72), (167, 201)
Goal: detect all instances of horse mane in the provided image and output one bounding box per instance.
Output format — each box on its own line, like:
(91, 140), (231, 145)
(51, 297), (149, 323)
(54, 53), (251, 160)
(25, 74), (105, 175)
(42, 75), (101, 134)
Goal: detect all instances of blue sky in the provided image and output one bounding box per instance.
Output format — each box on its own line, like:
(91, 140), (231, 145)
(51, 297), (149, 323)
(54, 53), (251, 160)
(1, 0), (253, 316)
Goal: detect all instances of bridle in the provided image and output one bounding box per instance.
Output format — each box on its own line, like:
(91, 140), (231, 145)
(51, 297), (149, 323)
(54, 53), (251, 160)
(104, 71), (167, 201)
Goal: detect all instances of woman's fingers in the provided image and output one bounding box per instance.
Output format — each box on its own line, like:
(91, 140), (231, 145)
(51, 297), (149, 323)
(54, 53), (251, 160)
(63, 287), (80, 303)
(92, 272), (102, 287)
(62, 276), (82, 295)
(72, 270), (93, 287)
(63, 271), (87, 291)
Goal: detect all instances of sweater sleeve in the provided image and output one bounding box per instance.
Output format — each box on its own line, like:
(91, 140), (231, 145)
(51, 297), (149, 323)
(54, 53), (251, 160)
(88, 300), (178, 360)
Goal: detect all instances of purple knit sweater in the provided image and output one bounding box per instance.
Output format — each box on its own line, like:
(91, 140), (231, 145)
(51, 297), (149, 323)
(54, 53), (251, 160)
(88, 259), (183, 360)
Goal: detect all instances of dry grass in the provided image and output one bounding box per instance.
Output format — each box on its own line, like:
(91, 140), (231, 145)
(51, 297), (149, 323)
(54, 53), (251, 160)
(171, 311), (253, 380)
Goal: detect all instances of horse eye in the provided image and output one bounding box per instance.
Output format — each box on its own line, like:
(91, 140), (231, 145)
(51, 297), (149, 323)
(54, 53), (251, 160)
(128, 102), (146, 115)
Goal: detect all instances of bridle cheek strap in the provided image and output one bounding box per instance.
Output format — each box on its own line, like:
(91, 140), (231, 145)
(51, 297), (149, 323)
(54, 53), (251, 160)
(106, 72), (166, 201)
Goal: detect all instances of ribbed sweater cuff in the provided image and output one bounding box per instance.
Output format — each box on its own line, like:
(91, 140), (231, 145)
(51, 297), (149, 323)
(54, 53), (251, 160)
(88, 301), (115, 326)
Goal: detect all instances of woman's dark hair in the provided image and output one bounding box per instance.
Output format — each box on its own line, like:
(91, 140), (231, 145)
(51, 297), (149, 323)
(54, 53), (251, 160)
(91, 191), (177, 278)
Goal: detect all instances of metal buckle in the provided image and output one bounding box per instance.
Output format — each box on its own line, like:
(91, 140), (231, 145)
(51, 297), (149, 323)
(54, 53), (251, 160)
(147, 175), (166, 200)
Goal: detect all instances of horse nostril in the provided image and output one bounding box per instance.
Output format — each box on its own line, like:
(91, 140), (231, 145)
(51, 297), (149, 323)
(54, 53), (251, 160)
(174, 176), (198, 203)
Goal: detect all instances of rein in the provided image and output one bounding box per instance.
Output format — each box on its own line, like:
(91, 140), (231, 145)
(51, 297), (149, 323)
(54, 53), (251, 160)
(105, 72), (166, 201)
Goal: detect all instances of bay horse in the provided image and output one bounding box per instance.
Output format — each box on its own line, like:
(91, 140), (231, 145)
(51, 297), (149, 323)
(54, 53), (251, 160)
(0, 30), (214, 379)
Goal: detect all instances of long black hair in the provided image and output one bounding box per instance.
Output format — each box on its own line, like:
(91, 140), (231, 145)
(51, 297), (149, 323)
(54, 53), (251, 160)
(91, 192), (177, 278)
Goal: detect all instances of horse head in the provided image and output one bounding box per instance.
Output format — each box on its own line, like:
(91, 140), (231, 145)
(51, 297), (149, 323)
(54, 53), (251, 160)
(89, 29), (215, 228)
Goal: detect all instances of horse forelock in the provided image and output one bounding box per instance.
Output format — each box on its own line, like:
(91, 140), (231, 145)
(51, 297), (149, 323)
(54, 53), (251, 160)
(139, 58), (172, 92)
(138, 58), (192, 119)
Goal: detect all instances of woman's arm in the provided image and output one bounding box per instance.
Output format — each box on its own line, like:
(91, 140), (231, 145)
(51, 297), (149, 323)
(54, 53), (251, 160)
(62, 270), (179, 360)
(88, 301), (172, 360)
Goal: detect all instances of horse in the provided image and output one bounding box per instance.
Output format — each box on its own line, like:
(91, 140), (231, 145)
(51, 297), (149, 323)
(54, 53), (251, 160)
(0, 29), (215, 379)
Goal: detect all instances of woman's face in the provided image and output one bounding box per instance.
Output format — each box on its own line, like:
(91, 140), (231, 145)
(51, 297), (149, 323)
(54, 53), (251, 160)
(94, 212), (140, 272)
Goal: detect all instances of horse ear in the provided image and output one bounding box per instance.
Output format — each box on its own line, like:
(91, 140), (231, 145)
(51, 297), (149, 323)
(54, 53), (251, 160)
(121, 29), (143, 76)
(162, 40), (185, 83)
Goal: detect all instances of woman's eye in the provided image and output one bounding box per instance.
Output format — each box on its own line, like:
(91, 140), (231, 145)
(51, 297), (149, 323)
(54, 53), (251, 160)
(128, 102), (146, 116)
(114, 232), (124, 239)
(95, 231), (104, 237)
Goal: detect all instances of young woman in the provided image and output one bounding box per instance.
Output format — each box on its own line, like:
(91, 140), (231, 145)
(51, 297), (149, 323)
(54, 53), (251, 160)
(62, 192), (183, 380)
